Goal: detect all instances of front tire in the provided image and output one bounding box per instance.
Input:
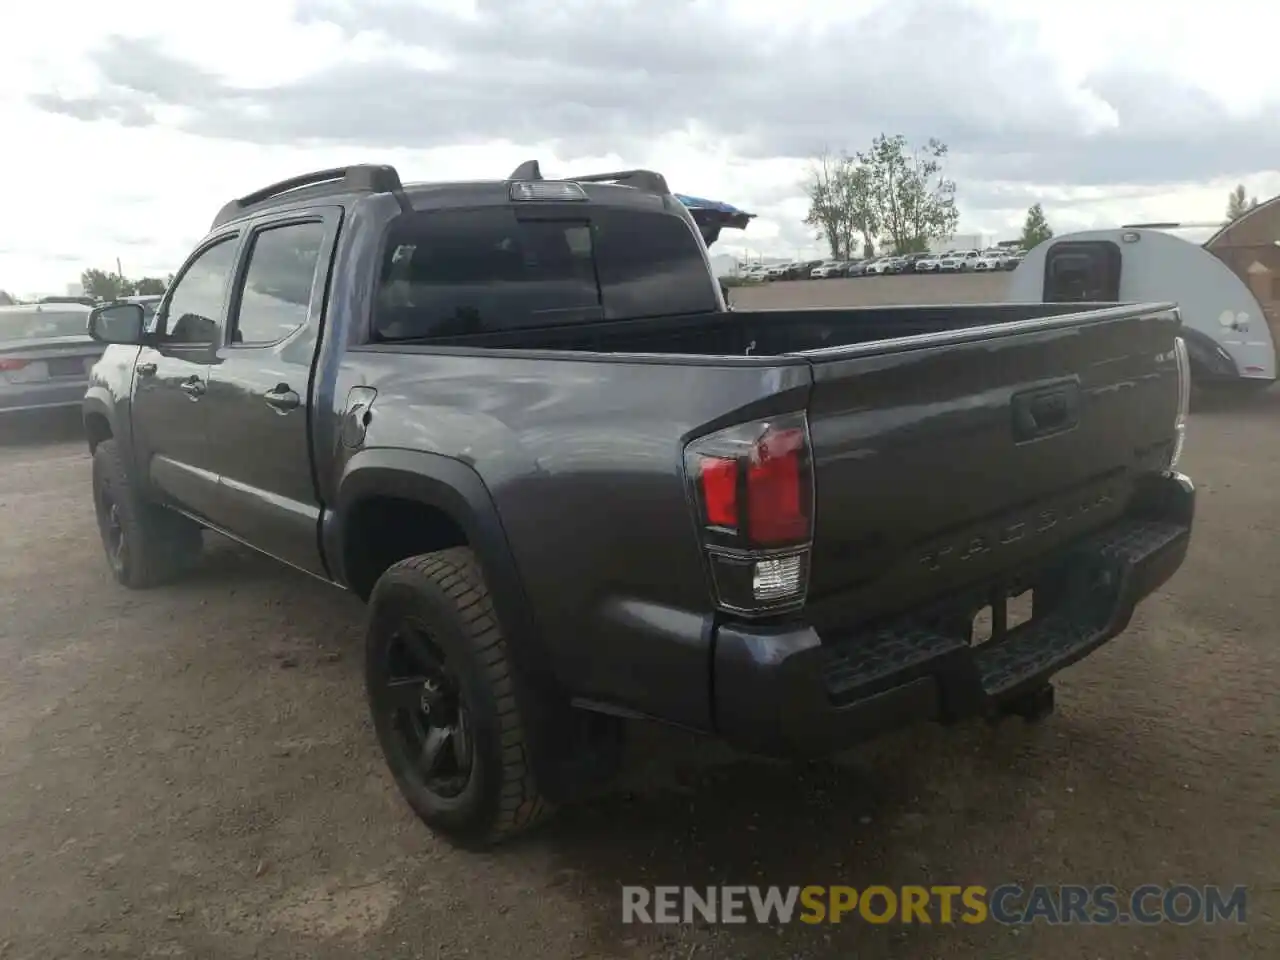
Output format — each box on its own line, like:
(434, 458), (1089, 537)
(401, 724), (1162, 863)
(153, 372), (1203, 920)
(365, 548), (552, 848)
(91, 439), (203, 588)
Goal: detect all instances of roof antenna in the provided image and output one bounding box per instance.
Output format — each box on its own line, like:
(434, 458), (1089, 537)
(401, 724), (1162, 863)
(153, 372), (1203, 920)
(508, 160), (542, 181)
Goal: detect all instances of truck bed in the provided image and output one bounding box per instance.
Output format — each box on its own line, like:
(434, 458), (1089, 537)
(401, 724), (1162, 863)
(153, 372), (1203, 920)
(359, 300), (1184, 640)
(374, 302), (1118, 357)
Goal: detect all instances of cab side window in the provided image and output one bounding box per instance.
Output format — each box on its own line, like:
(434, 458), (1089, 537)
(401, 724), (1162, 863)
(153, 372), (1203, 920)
(164, 238), (239, 345)
(230, 222), (327, 346)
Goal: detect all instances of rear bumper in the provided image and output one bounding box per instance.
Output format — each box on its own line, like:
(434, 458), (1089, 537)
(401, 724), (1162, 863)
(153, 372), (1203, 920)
(712, 471), (1195, 758)
(0, 381), (88, 414)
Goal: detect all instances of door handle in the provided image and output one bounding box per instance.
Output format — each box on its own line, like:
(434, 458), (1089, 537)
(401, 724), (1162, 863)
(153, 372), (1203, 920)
(136, 362), (157, 376)
(180, 378), (206, 400)
(264, 384), (300, 412)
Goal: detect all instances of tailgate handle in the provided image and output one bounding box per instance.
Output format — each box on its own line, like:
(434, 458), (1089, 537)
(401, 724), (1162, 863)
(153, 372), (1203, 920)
(1012, 383), (1080, 442)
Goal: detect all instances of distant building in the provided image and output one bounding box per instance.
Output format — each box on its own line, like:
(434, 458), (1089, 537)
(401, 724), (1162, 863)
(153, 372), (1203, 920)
(929, 234), (985, 254)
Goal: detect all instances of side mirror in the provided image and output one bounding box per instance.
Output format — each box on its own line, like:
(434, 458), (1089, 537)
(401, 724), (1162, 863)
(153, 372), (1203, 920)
(88, 302), (147, 345)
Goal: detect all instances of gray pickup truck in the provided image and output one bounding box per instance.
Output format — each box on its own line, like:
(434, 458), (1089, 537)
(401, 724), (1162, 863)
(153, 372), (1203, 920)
(82, 162), (1195, 848)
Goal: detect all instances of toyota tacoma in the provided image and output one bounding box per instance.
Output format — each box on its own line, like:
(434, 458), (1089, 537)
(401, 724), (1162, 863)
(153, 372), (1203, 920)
(82, 161), (1195, 848)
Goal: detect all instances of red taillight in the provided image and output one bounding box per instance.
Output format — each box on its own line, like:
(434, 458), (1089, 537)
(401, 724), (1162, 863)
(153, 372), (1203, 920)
(690, 419), (811, 547)
(699, 456), (738, 528)
(746, 427), (806, 544)
(0, 358), (30, 372)
(685, 413), (813, 616)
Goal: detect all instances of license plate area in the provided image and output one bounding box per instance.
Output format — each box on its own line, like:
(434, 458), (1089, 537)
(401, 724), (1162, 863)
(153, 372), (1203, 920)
(46, 357), (86, 378)
(972, 589), (1034, 645)
(913, 578), (1040, 648)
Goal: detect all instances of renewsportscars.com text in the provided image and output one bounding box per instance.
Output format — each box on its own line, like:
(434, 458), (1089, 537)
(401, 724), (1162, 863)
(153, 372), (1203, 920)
(621, 884), (1248, 926)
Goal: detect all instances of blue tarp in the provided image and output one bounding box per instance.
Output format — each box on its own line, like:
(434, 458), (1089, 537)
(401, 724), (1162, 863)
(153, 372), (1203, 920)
(675, 194), (755, 231)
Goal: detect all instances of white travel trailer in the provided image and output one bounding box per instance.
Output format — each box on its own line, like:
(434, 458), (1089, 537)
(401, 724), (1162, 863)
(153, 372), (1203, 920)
(1007, 222), (1278, 391)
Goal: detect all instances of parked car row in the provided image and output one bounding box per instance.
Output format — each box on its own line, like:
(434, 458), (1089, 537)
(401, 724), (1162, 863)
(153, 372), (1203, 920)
(736, 260), (825, 281)
(735, 248), (1025, 283)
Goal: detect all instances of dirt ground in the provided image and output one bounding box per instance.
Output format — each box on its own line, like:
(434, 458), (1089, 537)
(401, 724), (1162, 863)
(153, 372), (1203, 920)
(1, 277), (1277, 959)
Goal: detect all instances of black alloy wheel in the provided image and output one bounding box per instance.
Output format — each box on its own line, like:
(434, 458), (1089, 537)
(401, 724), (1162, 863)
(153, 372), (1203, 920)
(364, 549), (552, 847)
(374, 620), (475, 800)
(94, 482), (127, 577)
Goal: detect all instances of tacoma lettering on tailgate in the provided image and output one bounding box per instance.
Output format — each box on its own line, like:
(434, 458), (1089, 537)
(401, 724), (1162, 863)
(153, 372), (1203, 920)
(919, 484), (1118, 574)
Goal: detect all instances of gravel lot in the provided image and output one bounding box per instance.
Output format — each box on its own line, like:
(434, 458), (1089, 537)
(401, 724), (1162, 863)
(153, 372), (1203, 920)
(1, 277), (1276, 959)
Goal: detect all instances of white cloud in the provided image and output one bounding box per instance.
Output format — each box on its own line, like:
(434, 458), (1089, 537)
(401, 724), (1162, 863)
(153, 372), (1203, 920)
(2, 0), (1278, 294)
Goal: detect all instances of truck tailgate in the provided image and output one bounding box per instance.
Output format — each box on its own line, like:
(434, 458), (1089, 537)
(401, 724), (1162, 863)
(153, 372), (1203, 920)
(799, 304), (1183, 629)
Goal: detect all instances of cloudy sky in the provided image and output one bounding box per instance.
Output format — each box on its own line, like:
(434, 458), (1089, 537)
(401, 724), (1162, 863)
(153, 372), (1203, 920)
(3, 0), (1278, 294)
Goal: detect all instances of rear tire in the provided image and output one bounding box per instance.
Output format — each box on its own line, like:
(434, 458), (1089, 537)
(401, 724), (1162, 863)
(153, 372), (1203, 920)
(91, 439), (203, 589)
(365, 548), (552, 848)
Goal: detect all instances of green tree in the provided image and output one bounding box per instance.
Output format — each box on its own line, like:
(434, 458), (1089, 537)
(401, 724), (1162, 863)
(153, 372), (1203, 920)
(802, 150), (880, 261)
(0, 290), (14, 306)
(857, 134), (959, 254)
(133, 276), (168, 296)
(1226, 184), (1258, 221)
(1019, 203), (1054, 249)
(75, 269), (171, 301)
(80, 268), (135, 300)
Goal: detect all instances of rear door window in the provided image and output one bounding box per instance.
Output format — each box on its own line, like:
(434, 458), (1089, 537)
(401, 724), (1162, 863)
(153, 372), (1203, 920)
(229, 221), (327, 346)
(373, 208), (602, 340)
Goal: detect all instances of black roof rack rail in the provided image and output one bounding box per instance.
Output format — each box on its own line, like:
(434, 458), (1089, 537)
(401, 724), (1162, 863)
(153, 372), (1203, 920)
(211, 164), (410, 229)
(505, 160), (669, 196)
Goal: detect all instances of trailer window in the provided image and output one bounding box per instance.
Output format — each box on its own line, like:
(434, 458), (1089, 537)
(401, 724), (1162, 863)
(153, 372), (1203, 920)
(373, 208), (602, 340)
(1043, 241), (1122, 302)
